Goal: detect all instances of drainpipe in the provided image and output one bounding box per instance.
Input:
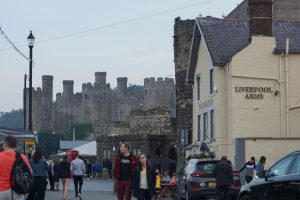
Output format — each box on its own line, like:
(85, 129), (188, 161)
(285, 38), (290, 138)
(279, 53), (284, 138)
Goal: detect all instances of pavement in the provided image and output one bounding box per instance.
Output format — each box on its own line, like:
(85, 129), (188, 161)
(45, 178), (118, 200)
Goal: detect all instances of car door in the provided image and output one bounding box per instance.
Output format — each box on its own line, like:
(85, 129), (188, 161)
(250, 155), (295, 200)
(275, 155), (300, 200)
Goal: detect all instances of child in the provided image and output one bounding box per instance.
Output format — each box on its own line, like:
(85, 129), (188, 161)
(155, 170), (161, 198)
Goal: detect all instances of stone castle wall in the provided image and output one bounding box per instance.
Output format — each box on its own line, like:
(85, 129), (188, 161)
(144, 77), (175, 110)
(30, 72), (175, 134)
(174, 18), (195, 168)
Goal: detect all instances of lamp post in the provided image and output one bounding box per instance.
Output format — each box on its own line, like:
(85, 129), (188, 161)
(27, 31), (35, 131)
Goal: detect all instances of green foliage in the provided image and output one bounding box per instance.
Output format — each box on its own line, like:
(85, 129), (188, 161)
(73, 123), (93, 140)
(0, 109), (23, 129)
(38, 131), (63, 159)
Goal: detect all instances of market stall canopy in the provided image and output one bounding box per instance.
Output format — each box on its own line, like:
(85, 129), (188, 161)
(58, 140), (96, 156)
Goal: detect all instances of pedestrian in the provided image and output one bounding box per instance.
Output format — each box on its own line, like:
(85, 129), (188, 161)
(255, 156), (266, 178)
(28, 148), (49, 200)
(53, 160), (60, 191)
(103, 158), (109, 179)
(155, 170), (161, 197)
(59, 156), (71, 200)
(212, 156), (233, 200)
(162, 171), (170, 183)
(0, 136), (31, 200)
(132, 153), (155, 200)
(107, 158), (113, 179)
(86, 159), (92, 179)
(169, 173), (177, 185)
(239, 156), (256, 184)
(113, 143), (138, 200)
(70, 152), (85, 199)
(47, 160), (55, 190)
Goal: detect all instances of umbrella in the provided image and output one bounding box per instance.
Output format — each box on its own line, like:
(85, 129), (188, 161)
(149, 157), (176, 166)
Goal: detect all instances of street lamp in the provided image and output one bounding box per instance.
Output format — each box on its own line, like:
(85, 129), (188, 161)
(27, 31), (35, 130)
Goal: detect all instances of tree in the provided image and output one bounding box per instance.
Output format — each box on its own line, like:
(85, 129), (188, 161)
(37, 131), (63, 158)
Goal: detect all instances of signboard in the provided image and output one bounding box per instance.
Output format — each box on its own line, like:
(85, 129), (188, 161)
(25, 141), (35, 145)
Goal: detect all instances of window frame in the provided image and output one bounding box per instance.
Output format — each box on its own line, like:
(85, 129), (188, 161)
(196, 74), (201, 101)
(209, 68), (214, 94)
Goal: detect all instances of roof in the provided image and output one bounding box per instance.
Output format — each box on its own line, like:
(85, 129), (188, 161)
(0, 126), (36, 142)
(58, 141), (97, 156)
(187, 18), (300, 83)
(60, 140), (91, 150)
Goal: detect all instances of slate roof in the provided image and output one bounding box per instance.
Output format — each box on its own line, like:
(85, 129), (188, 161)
(187, 17), (300, 83)
(0, 126), (36, 142)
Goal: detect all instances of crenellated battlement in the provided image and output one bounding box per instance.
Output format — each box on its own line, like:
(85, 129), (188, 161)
(30, 72), (175, 133)
(144, 77), (175, 89)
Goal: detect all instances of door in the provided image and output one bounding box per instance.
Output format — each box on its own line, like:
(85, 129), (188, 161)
(252, 155), (295, 200)
(275, 155), (300, 200)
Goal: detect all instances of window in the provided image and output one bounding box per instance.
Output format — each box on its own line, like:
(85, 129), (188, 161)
(210, 69), (214, 94)
(290, 155), (300, 175)
(203, 112), (208, 141)
(210, 110), (215, 140)
(197, 75), (201, 100)
(181, 129), (189, 147)
(268, 156), (295, 177)
(197, 115), (201, 141)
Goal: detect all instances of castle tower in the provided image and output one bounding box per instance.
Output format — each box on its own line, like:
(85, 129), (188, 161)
(42, 75), (53, 102)
(95, 72), (106, 88)
(117, 77), (127, 99)
(62, 80), (74, 100)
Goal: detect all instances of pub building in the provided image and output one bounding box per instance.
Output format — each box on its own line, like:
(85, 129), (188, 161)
(186, 0), (300, 168)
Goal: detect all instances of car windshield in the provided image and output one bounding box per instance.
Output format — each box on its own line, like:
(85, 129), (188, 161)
(196, 161), (218, 171)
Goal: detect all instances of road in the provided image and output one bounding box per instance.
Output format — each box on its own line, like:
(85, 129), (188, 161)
(45, 178), (117, 200)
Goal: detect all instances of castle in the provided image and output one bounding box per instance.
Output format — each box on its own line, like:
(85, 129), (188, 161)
(26, 72), (175, 134)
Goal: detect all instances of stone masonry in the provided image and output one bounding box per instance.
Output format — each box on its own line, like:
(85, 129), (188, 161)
(173, 17), (195, 168)
(28, 73), (176, 135)
(226, 0), (300, 21)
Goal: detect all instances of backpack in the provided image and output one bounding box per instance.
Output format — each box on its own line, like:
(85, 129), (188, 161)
(10, 151), (33, 195)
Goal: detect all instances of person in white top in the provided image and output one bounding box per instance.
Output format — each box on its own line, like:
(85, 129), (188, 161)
(132, 153), (155, 200)
(70, 152), (85, 199)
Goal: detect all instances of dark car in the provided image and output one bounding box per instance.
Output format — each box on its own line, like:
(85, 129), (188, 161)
(177, 159), (241, 200)
(238, 150), (300, 200)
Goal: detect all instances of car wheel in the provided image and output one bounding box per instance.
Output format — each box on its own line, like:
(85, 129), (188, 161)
(239, 195), (251, 200)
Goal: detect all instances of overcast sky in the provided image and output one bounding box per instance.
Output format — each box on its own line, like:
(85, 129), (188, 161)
(0, 0), (242, 112)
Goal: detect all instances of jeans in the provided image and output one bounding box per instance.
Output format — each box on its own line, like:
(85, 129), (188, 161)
(0, 189), (22, 200)
(73, 175), (83, 196)
(117, 180), (132, 200)
(136, 188), (151, 200)
(216, 184), (230, 200)
(27, 176), (48, 200)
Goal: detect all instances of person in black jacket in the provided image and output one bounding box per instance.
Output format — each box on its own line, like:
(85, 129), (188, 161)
(212, 156), (233, 200)
(59, 156), (70, 200)
(132, 153), (155, 200)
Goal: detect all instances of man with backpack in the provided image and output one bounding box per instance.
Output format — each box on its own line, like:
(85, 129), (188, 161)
(0, 136), (32, 200)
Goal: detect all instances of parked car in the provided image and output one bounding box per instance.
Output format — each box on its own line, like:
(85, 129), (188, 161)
(238, 150), (300, 200)
(177, 159), (241, 200)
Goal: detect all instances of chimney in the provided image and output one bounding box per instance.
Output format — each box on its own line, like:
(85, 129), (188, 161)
(248, 0), (273, 37)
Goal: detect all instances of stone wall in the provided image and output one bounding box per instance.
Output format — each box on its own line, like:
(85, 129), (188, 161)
(30, 72), (175, 134)
(173, 18), (195, 168)
(97, 134), (178, 166)
(227, 0), (300, 21)
(130, 107), (175, 136)
(144, 77), (176, 110)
